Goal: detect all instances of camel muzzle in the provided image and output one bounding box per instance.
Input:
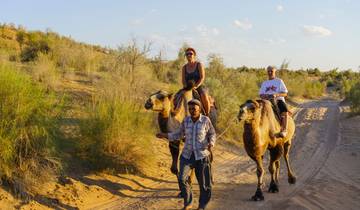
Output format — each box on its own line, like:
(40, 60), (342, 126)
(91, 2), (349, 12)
(144, 100), (153, 109)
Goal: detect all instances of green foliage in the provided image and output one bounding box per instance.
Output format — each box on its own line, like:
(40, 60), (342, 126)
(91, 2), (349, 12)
(346, 82), (360, 114)
(20, 33), (51, 62)
(77, 75), (155, 173)
(0, 64), (63, 195)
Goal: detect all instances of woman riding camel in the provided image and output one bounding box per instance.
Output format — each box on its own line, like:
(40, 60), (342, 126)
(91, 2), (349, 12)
(259, 66), (289, 137)
(182, 48), (211, 116)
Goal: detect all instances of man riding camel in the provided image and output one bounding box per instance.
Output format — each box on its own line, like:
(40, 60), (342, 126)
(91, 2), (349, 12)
(259, 66), (289, 137)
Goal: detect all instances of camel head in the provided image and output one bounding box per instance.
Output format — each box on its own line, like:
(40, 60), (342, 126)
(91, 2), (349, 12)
(144, 90), (173, 112)
(238, 100), (260, 122)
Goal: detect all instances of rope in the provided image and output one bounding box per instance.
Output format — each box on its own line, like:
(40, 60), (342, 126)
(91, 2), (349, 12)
(216, 116), (238, 140)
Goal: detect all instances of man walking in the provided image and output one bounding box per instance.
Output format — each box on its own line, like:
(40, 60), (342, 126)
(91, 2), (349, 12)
(156, 99), (216, 210)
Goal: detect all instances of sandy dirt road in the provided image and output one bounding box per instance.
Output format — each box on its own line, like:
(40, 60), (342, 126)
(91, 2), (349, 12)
(84, 98), (360, 210)
(1, 76), (358, 210)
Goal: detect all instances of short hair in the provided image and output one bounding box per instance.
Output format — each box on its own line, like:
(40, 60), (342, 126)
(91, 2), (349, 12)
(185, 47), (196, 56)
(188, 99), (201, 107)
(267, 65), (277, 71)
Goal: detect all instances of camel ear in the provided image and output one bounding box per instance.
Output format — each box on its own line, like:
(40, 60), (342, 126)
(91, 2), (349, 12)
(253, 100), (260, 108)
(167, 93), (173, 100)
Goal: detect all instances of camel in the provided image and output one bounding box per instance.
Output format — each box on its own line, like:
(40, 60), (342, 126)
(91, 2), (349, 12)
(144, 88), (217, 196)
(145, 89), (193, 176)
(237, 99), (296, 201)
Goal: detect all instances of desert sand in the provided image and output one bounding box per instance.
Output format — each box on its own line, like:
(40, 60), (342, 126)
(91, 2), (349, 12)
(1, 98), (359, 210)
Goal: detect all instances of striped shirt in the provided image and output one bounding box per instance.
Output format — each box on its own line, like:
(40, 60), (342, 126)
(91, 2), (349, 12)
(168, 114), (216, 160)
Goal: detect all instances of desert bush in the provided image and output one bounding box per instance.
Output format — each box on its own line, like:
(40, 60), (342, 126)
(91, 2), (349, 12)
(0, 63), (63, 195)
(346, 82), (360, 114)
(30, 53), (61, 89)
(78, 75), (155, 173)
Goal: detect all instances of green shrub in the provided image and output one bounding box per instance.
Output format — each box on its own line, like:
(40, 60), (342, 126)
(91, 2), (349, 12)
(0, 64), (63, 195)
(78, 77), (155, 173)
(346, 82), (360, 114)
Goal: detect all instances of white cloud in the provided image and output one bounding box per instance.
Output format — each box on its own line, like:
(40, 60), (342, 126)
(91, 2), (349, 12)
(179, 25), (188, 32)
(233, 19), (252, 30)
(276, 5), (284, 12)
(149, 9), (157, 14)
(130, 18), (144, 25)
(196, 24), (208, 36)
(212, 28), (220, 36)
(264, 38), (286, 44)
(302, 25), (332, 37)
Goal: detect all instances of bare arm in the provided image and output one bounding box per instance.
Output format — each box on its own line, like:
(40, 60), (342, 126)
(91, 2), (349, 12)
(195, 62), (205, 88)
(182, 65), (186, 88)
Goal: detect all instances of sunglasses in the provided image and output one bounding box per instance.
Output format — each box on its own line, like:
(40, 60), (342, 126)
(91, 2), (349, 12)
(185, 52), (194, 56)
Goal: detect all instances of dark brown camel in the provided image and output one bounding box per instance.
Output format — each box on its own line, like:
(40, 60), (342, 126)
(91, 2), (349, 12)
(237, 99), (296, 201)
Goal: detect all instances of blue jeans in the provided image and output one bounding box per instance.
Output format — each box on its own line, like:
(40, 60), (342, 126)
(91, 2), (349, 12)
(179, 153), (212, 209)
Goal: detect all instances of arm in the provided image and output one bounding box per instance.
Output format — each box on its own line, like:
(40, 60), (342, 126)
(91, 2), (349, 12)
(277, 79), (288, 98)
(206, 119), (216, 148)
(194, 62), (205, 88)
(156, 120), (185, 141)
(181, 65), (186, 88)
(259, 82), (270, 99)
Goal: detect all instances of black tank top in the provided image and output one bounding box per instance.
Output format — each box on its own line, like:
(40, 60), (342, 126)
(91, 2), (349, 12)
(185, 62), (201, 84)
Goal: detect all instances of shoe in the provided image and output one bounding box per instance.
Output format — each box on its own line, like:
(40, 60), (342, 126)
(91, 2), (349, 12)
(183, 205), (193, 210)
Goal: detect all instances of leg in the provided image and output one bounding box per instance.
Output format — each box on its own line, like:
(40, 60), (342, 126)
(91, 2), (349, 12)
(169, 141), (180, 175)
(280, 112), (288, 137)
(194, 156), (212, 209)
(179, 155), (195, 208)
(277, 100), (289, 137)
(198, 88), (210, 116)
(284, 142), (296, 184)
(252, 158), (265, 201)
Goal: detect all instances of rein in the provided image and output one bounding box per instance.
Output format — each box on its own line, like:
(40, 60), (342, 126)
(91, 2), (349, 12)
(216, 116), (238, 140)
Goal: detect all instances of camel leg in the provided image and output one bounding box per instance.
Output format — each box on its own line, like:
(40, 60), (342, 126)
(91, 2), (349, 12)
(252, 158), (265, 201)
(284, 142), (296, 184)
(268, 148), (281, 193)
(275, 160), (280, 183)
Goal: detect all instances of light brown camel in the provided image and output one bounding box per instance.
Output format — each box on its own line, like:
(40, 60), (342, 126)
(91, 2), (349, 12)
(237, 99), (296, 201)
(144, 89), (193, 194)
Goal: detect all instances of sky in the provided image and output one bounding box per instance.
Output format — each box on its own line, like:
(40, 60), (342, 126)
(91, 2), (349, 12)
(1, 0), (359, 70)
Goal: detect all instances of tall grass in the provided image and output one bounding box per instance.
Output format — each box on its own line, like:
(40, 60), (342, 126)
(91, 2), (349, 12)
(0, 63), (63, 195)
(77, 75), (155, 174)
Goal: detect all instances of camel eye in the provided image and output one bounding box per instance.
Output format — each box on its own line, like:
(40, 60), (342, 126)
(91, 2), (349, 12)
(156, 94), (165, 100)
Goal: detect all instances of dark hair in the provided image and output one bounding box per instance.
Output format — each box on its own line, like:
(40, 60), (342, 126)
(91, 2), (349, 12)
(185, 47), (196, 56)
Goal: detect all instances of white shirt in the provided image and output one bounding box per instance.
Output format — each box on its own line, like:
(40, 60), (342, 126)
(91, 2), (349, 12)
(259, 78), (288, 102)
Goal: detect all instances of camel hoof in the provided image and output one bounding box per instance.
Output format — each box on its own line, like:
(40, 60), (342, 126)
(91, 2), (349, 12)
(251, 189), (264, 201)
(268, 182), (279, 193)
(288, 176), (296, 184)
